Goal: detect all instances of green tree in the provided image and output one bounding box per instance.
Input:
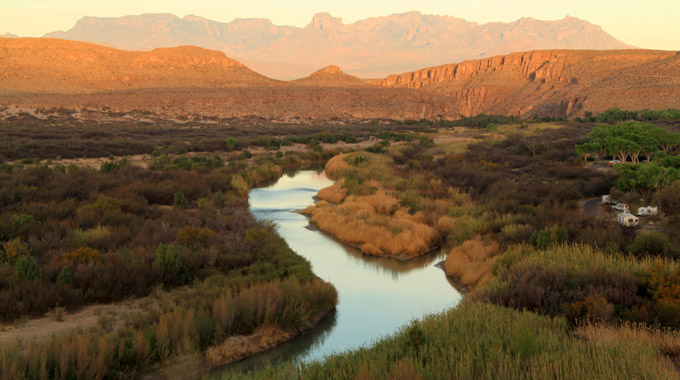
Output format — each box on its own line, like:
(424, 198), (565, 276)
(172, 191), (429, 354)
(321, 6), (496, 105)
(57, 266), (73, 286)
(153, 244), (191, 286)
(213, 190), (225, 208)
(11, 214), (38, 238)
(16, 255), (41, 281)
(616, 164), (680, 199)
(226, 138), (237, 151)
(173, 191), (188, 209)
(575, 142), (601, 162)
(528, 225), (567, 250)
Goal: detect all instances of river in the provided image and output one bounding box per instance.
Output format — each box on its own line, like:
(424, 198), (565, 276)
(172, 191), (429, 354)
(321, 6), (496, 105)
(213, 170), (462, 374)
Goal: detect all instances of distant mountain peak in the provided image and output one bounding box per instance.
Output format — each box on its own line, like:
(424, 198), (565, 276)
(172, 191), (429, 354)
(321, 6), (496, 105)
(317, 65), (343, 74)
(183, 14), (208, 22)
(307, 13), (344, 31)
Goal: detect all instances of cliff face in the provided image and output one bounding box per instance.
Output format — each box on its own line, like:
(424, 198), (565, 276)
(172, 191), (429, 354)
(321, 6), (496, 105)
(373, 50), (680, 117)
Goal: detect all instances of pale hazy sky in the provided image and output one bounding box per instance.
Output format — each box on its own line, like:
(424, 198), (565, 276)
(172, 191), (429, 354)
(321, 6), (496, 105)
(2, 0), (679, 50)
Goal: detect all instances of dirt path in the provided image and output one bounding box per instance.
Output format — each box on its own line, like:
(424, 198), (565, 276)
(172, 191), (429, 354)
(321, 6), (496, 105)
(0, 301), (140, 344)
(581, 197), (604, 219)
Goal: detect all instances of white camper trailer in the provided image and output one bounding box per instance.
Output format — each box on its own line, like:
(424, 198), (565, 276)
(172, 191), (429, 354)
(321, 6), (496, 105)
(613, 203), (629, 212)
(602, 195), (615, 204)
(617, 211), (639, 227)
(637, 206), (658, 216)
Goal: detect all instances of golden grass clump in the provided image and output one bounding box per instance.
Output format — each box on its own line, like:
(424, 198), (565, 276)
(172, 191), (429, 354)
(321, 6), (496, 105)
(444, 238), (500, 288)
(307, 200), (438, 257)
(205, 325), (292, 366)
(324, 154), (349, 177)
(316, 181), (346, 204)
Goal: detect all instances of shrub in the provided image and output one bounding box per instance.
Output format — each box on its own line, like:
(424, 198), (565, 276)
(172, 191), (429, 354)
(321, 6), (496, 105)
(528, 225), (567, 250)
(213, 190), (225, 208)
(629, 231), (671, 257)
(61, 247), (102, 265)
(173, 191), (188, 209)
(16, 255), (41, 281)
(153, 244), (191, 286)
(57, 266), (73, 286)
(175, 226), (215, 248)
(197, 197), (213, 209)
(2, 238), (30, 263)
(656, 180), (680, 216)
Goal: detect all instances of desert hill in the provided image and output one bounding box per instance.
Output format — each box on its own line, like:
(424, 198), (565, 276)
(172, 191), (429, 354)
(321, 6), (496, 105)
(291, 65), (370, 87)
(0, 38), (456, 121)
(0, 37), (277, 93)
(374, 49), (680, 117)
(44, 12), (633, 79)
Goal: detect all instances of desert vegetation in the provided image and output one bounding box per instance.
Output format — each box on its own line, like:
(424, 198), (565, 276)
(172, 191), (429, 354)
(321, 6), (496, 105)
(278, 116), (680, 378)
(229, 302), (678, 380)
(2, 111), (680, 379)
(0, 141), (341, 379)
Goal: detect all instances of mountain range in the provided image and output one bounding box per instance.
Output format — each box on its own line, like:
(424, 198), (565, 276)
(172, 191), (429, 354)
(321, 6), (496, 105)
(44, 12), (633, 79)
(1, 38), (678, 122)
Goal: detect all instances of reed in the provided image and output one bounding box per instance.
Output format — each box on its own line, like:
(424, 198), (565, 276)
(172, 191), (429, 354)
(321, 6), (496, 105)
(228, 302), (677, 380)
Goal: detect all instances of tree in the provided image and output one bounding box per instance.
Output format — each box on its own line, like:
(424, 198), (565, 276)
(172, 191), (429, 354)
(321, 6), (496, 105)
(173, 191), (188, 209)
(213, 190), (225, 208)
(16, 255), (40, 281)
(153, 244), (191, 286)
(584, 122), (677, 162)
(57, 266), (73, 286)
(615, 164), (680, 199)
(226, 138), (237, 151)
(575, 142), (601, 162)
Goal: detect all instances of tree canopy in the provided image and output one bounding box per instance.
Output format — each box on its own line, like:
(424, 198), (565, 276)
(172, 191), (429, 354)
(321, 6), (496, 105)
(576, 122), (679, 163)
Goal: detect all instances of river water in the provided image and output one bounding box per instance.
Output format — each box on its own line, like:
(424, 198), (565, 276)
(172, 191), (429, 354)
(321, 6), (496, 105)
(215, 170), (462, 374)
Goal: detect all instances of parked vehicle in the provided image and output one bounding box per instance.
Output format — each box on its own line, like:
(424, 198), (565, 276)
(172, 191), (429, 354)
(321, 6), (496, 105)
(602, 195), (616, 204)
(617, 211), (639, 227)
(613, 203), (629, 212)
(637, 206), (658, 216)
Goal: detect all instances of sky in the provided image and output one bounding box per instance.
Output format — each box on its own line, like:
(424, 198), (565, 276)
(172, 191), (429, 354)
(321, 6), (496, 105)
(2, 0), (679, 50)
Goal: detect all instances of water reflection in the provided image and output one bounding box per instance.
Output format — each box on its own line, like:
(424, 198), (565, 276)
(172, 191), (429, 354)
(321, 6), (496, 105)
(213, 170), (462, 376)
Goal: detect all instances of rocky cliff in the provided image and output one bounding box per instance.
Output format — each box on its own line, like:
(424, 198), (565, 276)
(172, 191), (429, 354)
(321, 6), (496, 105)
(373, 49), (680, 117)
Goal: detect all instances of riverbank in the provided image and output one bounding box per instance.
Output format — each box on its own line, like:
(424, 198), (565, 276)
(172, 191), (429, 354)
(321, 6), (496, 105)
(143, 308), (335, 380)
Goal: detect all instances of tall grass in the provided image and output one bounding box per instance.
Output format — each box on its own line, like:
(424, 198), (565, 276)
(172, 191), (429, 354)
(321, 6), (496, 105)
(227, 302), (677, 380)
(495, 243), (680, 276)
(443, 238), (500, 288)
(306, 152), (473, 257)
